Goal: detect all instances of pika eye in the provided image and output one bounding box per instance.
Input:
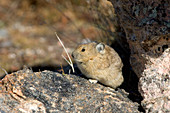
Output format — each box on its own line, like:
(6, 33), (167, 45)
(81, 48), (85, 52)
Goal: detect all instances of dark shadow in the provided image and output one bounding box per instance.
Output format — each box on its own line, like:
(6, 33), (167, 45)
(110, 35), (145, 112)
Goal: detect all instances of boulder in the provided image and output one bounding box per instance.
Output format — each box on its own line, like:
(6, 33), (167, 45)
(0, 69), (139, 112)
(110, 0), (170, 112)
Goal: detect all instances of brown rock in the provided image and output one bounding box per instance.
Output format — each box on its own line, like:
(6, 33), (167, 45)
(0, 69), (139, 112)
(110, 0), (170, 112)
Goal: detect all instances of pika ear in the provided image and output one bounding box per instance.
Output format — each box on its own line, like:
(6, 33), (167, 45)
(96, 43), (105, 54)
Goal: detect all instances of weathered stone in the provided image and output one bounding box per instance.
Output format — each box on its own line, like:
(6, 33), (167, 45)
(139, 48), (170, 112)
(110, 0), (170, 112)
(110, 0), (169, 77)
(0, 69), (139, 112)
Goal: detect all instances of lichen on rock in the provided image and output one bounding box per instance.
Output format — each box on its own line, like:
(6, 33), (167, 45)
(110, 0), (170, 112)
(0, 69), (139, 112)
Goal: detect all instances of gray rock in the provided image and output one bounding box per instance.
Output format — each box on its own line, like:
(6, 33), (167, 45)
(0, 69), (139, 113)
(110, 0), (170, 112)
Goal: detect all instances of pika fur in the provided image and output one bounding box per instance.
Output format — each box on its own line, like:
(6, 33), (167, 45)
(72, 42), (124, 89)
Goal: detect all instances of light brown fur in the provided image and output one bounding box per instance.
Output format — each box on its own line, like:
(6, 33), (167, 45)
(72, 42), (124, 88)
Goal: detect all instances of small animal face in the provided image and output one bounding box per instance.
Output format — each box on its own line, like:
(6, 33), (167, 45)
(72, 42), (105, 63)
(72, 42), (124, 88)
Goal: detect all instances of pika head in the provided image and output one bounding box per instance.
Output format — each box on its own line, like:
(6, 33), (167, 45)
(72, 42), (124, 89)
(72, 42), (105, 64)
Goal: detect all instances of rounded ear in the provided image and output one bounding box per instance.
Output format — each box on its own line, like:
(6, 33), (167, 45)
(96, 43), (105, 54)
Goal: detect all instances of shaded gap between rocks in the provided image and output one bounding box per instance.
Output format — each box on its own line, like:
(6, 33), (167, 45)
(111, 39), (145, 112)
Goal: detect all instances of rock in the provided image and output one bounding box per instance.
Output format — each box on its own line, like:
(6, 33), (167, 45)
(0, 29), (8, 40)
(139, 48), (170, 112)
(110, 0), (170, 112)
(0, 69), (139, 112)
(110, 0), (170, 77)
(0, 1), (101, 77)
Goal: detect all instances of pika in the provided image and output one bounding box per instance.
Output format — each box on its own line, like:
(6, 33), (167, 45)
(72, 42), (124, 88)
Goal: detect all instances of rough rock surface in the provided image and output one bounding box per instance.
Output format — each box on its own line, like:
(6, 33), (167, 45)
(110, 0), (170, 112)
(139, 48), (170, 112)
(0, 69), (139, 113)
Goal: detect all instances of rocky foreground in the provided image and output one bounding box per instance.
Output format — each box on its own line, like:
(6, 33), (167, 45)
(0, 69), (139, 113)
